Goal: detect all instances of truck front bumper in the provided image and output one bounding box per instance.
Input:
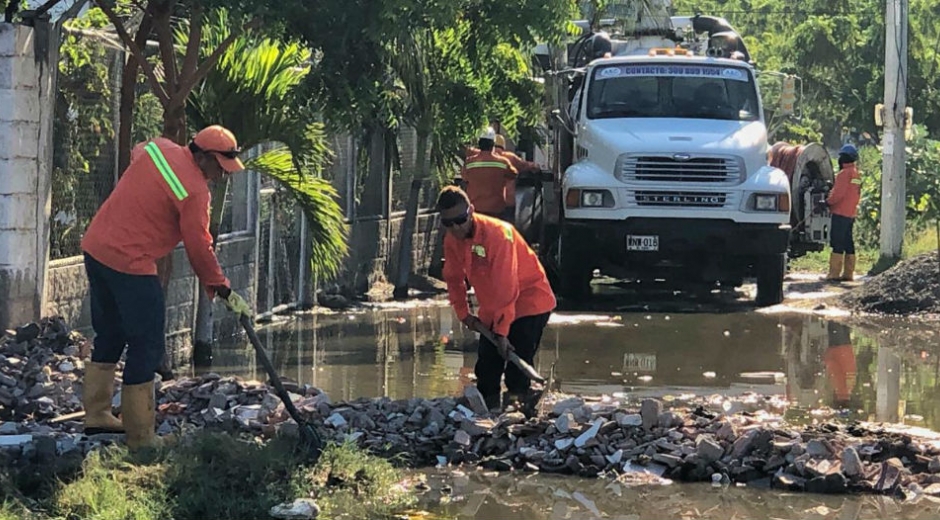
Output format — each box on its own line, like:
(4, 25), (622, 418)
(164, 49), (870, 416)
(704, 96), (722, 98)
(564, 218), (791, 260)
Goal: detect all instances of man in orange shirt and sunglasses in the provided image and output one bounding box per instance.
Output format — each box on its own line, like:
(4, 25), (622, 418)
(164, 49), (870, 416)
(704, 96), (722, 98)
(438, 186), (556, 411)
(80, 125), (252, 450)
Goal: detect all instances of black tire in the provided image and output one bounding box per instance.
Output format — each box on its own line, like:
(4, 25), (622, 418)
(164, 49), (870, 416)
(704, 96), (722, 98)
(555, 233), (593, 302)
(755, 253), (785, 306)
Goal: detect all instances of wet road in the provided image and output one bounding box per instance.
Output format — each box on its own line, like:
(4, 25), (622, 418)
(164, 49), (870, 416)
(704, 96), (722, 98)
(202, 301), (940, 431)
(408, 470), (940, 520)
(200, 299), (940, 519)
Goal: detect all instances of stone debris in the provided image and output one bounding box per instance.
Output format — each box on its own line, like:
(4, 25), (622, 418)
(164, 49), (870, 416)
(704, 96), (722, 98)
(4, 319), (940, 497)
(269, 498), (319, 519)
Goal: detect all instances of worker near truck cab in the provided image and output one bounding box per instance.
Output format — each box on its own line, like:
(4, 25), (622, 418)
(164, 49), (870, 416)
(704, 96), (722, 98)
(494, 134), (540, 224)
(461, 127), (517, 223)
(823, 144), (862, 282)
(80, 125), (253, 450)
(438, 186), (556, 411)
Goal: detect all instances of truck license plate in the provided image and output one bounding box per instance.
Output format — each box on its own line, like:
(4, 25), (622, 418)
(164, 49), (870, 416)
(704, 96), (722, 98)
(624, 353), (657, 372)
(626, 235), (659, 251)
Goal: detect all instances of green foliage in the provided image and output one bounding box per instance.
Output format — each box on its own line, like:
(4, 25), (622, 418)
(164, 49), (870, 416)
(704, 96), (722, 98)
(247, 148), (350, 281)
(853, 126), (940, 249)
(180, 11), (349, 281)
(671, 0), (940, 146)
(4, 434), (411, 520)
(279, 0), (576, 179)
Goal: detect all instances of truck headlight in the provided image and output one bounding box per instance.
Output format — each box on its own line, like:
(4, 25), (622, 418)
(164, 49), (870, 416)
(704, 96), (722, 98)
(755, 194), (777, 211)
(751, 193), (790, 212)
(567, 189), (614, 208)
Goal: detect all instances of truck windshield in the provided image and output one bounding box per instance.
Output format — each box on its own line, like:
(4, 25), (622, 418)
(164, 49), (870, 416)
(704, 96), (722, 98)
(587, 64), (759, 121)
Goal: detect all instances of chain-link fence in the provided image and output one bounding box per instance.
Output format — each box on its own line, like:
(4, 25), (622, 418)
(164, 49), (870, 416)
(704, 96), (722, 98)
(50, 28), (123, 260)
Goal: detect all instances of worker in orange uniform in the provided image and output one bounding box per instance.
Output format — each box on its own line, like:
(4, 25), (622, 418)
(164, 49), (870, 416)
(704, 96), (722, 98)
(461, 127), (517, 223)
(822, 144), (862, 281)
(494, 134), (540, 225)
(438, 186), (556, 411)
(80, 126), (253, 450)
(823, 322), (857, 409)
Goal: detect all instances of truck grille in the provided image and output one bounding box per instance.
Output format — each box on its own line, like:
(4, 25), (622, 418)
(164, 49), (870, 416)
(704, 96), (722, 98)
(631, 191), (728, 208)
(618, 155), (743, 184)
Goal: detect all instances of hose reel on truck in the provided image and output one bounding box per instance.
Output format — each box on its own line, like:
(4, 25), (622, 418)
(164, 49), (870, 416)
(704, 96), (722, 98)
(768, 142), (835, 258)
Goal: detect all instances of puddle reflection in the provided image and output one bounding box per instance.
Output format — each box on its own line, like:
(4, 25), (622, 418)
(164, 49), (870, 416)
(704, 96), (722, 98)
(202, 305), (940, 430)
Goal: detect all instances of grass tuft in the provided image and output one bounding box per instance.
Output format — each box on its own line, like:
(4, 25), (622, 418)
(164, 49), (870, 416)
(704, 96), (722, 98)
(2, 432), (413, 520)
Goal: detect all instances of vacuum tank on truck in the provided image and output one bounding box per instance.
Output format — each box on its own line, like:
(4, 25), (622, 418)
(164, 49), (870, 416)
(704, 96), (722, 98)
(510, 7), (834, 306)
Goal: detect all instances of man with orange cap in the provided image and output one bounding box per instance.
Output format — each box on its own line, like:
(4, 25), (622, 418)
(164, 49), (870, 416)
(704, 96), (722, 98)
(438, 186), (556, 411)
(80, 125), (252, 450)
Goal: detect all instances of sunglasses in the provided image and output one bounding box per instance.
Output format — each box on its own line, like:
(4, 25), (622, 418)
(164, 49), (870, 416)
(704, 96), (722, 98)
(441, 211), (470, 227)
(208, 148), (242, 159)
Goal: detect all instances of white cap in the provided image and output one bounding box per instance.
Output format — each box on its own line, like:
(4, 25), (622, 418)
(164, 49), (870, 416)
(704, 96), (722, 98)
(479, 126), (496, 141)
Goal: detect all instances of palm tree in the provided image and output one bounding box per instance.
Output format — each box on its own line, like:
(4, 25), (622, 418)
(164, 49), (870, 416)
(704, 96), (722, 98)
(177, 10), (348, 346)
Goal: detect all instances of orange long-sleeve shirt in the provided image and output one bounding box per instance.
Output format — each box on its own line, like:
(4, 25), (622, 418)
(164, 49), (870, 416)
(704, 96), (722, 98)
(827, 163), (862, 218)
(443, 214), (556, 336)
(82, 138), (228, 294)
(461, 151), (517, 215)
(465, 147), (538, 208)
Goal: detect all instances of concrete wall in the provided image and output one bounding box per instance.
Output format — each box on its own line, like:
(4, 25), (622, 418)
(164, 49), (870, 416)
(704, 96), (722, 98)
(0, 23), (57, 331)
(43, 234), (257, 368)
(337, 211), (441, 296)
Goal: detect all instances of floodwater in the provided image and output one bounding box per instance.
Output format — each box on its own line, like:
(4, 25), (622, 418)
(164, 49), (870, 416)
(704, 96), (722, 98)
(201, 302), (940, 519)
(204, 302), (940, 431)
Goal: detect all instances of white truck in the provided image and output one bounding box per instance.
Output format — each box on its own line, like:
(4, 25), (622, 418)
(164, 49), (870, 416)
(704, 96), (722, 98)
(514, 8), (833, 306)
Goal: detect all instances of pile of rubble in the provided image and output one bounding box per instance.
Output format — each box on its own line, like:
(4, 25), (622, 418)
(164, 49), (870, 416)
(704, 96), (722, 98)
(841, 253), (940, 316)
(3, 320), (940, 497)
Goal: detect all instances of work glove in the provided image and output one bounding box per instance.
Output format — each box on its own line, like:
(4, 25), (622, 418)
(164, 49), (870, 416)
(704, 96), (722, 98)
(215, 287), (252, 318)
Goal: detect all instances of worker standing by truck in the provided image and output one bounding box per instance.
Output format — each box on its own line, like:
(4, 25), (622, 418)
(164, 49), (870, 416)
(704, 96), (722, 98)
(438, 186), (556, 411)
(461, 128), (517, 222)
(494, 134), (540, 225)
(80, 125), (253, 450)
(823, 144), (862, 282)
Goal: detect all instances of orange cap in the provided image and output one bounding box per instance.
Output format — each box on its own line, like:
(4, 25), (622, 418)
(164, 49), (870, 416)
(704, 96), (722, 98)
(193, 125), (244, 173)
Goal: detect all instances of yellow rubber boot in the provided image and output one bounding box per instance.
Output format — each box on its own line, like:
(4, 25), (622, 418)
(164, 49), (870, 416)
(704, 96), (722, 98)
(824, 253), (844, 282)
(842, 254), (856, 282)
(82, 362), (124, 434)
(122, 380), (164, 451)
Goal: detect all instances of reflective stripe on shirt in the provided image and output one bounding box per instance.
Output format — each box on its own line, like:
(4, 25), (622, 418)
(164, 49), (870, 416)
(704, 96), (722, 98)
(145, 141), (189, 201)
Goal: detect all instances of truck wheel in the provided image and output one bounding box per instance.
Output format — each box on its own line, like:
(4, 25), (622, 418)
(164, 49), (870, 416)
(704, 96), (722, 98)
(755, 253), (785, 306)
(559, 263), (593, 301)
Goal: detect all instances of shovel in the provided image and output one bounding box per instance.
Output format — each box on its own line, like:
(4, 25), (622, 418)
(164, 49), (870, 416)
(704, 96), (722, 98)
(474, 326), (546, 384)
(239, 314), (323, 459)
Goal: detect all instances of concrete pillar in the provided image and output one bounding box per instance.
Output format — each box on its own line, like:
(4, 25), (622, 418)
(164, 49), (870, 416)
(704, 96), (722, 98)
(0, 23), (57, 330)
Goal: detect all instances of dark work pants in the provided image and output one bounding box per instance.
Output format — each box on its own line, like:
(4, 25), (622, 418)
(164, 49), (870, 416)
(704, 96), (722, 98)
(475, 312), (551, 409)
(84, 253), (166, 385)
(830, 214), (856, 254)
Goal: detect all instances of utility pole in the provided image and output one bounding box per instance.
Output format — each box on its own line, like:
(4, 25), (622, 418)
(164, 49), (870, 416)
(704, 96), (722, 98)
(879, 0), (909, 262)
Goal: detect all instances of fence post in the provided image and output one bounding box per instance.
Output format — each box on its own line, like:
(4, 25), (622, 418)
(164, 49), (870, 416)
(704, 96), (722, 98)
(393, 179), (423, 299)
(0, 22), (57, 330)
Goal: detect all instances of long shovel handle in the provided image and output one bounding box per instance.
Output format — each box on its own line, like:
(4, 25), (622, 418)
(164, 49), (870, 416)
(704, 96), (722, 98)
(239, 314), (323, 452)
(476, 327), (546, 384)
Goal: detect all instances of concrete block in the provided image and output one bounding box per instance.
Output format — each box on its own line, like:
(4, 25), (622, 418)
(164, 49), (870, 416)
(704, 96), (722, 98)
(0, 193), (38, 229)
(0, 24), (35, 58)
(0, 55), (38, 89)
(0, 158), (39, 194)
(0, 120), (40, 159)
(0, 266), (40, 329)
(0, 88), (39, 122)
(0, 228), (36, 266)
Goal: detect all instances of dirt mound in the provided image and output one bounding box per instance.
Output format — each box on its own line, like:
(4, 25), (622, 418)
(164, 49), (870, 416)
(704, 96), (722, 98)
(841, 253), (940, 315)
